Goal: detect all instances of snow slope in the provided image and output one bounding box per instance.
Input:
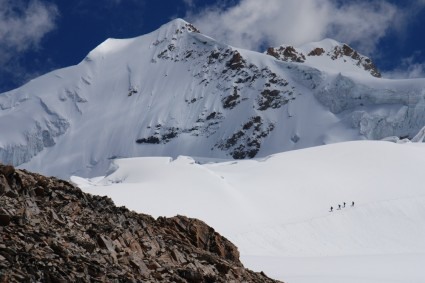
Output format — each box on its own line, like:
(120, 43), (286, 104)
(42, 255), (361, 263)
(1, 19), (425, 178)
(74, 141), (425, 282)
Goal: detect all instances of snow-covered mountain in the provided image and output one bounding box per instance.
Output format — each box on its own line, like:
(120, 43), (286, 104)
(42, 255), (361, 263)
(1, 18), (425, 178)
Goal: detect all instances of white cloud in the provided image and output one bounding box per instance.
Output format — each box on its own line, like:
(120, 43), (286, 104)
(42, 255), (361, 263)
(0, 0), (58, 54)
(0, 0), (58, 89)
(186, 0), (399, 54)
(327, 1), (398, 53)
(383, 55), (425, 79)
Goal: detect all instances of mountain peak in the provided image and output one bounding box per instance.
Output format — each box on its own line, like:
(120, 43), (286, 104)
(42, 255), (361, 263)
(158, 18), (200, 34)
(266, 39), (381, 78)
(84, 18), (200, 62)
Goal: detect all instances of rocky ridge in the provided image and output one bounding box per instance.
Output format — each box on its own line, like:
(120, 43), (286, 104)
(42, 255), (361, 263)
(0, 164), (281, 283)
(266, 41), (381, 78)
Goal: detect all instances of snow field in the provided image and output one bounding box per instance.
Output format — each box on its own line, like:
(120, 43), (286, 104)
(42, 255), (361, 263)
(74, 141), (425, 282)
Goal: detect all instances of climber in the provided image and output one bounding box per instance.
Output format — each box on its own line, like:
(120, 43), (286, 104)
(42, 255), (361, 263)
(330, 206), (333, 212)
(351, 201), (355, 207)
(338, 204), (341, 210)
(343, 202), (346, 208)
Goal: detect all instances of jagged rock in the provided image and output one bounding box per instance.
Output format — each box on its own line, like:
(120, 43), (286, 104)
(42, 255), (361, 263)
(222, 86), (241, 109)
(0, 164), (282, 283)
(267, 46), (305, 62)
(308, 47), (325, 56)
(226, 51), (246, 70)
(0, 174), (14, 197)
(266, 41), (381, 78)
(215, 116), (275, 159)
(330, 44), (381, 78)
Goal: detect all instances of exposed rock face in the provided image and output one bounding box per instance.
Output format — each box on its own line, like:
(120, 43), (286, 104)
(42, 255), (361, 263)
(308, 48), (325, 56)
(266, 42), (381, 78)
(267, 46), (306, 63)
(330, 44), (381, 78)
(0, 164), (281, 283)
(215, 116), (275, 159)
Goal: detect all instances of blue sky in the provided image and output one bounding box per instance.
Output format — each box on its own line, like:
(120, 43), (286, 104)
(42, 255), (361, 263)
(1, 0), (425, 93)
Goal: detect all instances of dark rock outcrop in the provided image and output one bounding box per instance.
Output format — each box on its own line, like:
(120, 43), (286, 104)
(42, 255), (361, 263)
(330, 44), (381, 78)
(0, 164), (281, 283)
(266, 43), (381, 78)
(266, 46), (305, 63)
(215, 116), (275, 159)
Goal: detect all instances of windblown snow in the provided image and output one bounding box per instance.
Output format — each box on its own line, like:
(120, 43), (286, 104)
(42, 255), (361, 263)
(74, 141), (425, 283)
(1, 19), (425, 178)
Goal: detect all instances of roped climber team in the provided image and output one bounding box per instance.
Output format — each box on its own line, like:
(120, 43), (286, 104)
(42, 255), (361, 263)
(330, 201), (354, 212)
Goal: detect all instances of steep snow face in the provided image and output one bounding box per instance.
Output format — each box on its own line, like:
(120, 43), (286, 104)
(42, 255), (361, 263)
(1, 19), (425, 178)
(74, 141), (425, 282)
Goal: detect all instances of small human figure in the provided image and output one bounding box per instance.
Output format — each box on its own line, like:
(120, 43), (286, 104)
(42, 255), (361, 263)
(343, 202), (346, 208)
(330, 206), (333, 212)
(338, 204), (341, 210)
(351, 201), (355, 207)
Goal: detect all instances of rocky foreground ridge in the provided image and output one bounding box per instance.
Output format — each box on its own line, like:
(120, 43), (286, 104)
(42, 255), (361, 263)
(0, 164), (280, 283)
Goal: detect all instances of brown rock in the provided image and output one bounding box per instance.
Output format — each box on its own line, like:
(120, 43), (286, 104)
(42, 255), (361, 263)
(171, 248), (187, 264)
(308, 47), (325, 56)
(0, 165), (14, 177)
(226, 51), (246, 70)
(0, 174), (16, 198)
(97, 235), (115, 253)
(129, 257), (150, 276)
(266, 46), (305, 63)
